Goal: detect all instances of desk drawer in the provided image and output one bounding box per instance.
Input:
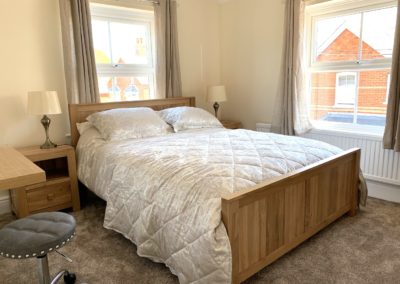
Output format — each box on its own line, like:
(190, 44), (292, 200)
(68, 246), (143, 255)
(26, 178), (72, 212)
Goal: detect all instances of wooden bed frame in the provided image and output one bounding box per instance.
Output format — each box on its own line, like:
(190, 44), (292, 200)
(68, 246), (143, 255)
(69, 97), (360, 284)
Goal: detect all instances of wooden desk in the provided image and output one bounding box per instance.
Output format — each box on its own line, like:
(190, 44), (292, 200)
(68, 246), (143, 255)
(0, 147), (46, 191)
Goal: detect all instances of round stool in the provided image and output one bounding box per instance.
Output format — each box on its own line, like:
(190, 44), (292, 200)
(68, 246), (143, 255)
(0, 212), (77, 284)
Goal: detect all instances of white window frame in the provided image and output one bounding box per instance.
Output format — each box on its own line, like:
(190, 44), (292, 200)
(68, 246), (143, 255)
(305, 0), (397, 135)
(90, 3), (156, 100)
(335, 72), (357, 107)
(384, 74), (391, 104)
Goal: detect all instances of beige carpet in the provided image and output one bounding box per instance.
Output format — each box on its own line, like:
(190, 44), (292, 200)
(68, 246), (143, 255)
(1, 197), (400, 284)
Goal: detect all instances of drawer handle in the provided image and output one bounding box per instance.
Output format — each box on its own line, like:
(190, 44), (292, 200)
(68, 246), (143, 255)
(47, 193), (55, 201)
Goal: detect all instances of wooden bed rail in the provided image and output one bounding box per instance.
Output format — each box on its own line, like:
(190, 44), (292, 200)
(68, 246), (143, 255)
(221, 148), (361, 283)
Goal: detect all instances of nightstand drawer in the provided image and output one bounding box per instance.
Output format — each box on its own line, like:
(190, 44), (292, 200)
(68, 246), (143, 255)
(26, 178), (72, 212)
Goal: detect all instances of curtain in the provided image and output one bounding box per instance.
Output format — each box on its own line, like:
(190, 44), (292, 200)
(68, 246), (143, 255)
(383, 0), (400, 152)
(271, 0), (312, 136)
(154, 0), (182, 98)
(59, 0), (100, 104)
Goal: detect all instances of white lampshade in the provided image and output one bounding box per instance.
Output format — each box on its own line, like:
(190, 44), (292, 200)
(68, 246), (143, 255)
(207, 85), (227, 103)
(28, 91), (62, 115)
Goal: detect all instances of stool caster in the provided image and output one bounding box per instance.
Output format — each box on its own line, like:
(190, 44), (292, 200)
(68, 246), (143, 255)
(63, 271), (76, 284)
(50, 270), (76, 284)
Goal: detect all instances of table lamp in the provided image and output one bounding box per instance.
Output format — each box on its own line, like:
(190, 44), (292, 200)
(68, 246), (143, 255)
(207, 85), (227, 118)
(27, 91), (62, 149)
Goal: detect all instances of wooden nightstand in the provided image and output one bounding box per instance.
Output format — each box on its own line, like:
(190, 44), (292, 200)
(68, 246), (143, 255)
(10, 145), (80, 218)
(220, 120), (242, 129)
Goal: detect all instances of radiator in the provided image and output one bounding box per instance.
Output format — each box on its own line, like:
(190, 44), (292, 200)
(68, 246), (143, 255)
(256, 123), (400, 198)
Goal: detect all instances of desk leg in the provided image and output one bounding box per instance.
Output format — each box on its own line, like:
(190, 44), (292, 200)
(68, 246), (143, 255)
(11, 188), (29, 218)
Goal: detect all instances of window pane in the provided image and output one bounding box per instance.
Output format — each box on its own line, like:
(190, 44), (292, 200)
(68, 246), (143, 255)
(110, 22), (150, 65)
(98, 76), (152, 102)
(362, 7), (397, 60)
(310, 70), (389, 126)
(336, 72), (356, 106)
(311, 72), (355, 124)
(356, 70), (389, 126)
(92, 20), (111, 64)
(98, 76), (117, 102)
(115, 76), (151, 100)
(314, 13), (361, 62)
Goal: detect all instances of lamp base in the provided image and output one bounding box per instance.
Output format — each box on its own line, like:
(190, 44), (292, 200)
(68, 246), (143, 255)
(40, 139), (57, 149)
(213, 102), (220, 118)
(40, 115), (57, 149)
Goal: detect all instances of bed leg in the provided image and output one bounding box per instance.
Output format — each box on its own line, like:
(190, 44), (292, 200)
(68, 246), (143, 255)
(348, 207), (357, 217)
(348, 150), (361, 218)
(232, 278), (240, 284)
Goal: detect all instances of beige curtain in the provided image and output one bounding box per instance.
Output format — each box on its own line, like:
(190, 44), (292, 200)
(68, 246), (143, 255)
(383, 0), (400, 152)
(271, 0), (312, 136)
(59, 0), (100, 104)
(154, 0), (182, 98)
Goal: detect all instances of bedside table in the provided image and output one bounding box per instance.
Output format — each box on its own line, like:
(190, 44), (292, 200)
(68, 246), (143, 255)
(220, 120), (242, 129)
(10, 145), (80, 218)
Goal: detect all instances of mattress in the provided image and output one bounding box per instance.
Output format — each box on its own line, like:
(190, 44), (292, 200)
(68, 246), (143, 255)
(76, 127), (342, 283)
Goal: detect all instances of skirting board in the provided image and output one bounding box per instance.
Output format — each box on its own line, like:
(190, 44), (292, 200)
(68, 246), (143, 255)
(367, 179), (400, 204)
(0, 195), (11, 215)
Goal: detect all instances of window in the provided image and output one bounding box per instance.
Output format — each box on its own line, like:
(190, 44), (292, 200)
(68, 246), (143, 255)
(306, 0), (397, 132)
(90, 4), (155, 102)
(335, 72), (356, 106)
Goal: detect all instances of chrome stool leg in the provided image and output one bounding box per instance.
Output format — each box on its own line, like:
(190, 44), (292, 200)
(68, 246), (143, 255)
(36, 254), (76, 284)
(50, 270), (68, 284)
(37, 255), (50, 284)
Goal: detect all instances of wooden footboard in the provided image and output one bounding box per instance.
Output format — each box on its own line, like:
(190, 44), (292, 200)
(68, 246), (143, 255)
(221, 148), (360, 284)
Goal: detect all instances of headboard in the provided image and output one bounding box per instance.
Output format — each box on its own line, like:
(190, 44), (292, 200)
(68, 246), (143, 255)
(68, 97), (196, 147)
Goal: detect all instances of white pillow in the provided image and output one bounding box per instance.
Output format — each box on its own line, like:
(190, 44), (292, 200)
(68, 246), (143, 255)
(159, 106), (223, 132)
(76, 122), (93, 135)
(87, 107), (171, 141)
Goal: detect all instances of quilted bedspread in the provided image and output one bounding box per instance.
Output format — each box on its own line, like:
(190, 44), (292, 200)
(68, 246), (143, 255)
(77, 128), (342, 283)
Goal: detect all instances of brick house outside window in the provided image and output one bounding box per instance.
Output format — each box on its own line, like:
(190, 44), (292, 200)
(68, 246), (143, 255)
(310, 28), (390, 126)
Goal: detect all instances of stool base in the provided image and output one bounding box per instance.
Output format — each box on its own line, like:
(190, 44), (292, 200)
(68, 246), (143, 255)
(37, 255), (76, 284)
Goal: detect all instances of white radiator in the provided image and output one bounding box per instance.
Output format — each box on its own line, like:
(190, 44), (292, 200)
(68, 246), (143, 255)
(256, 123), (400, 202)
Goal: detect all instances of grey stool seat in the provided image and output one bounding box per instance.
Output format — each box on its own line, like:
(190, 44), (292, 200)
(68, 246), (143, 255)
(0, 212), (76, 284)
(0, 212), (76, 259)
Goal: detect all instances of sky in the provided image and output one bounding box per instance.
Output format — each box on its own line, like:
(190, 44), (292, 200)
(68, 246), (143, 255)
(316, 6), (397, 58)
(92, 19), (149, 65)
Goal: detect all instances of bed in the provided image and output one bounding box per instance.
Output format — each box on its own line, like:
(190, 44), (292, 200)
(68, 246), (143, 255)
(69, 97), (360, 284)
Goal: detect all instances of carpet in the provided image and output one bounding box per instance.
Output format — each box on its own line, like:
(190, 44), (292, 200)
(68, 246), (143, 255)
(0, 197), (399, 284)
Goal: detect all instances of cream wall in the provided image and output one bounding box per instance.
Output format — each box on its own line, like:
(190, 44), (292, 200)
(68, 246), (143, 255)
(176, 0), (221, 113)
(0, 1), (69, 148)
(219, 0), (286, 129)
(0, 0), (68, 201)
